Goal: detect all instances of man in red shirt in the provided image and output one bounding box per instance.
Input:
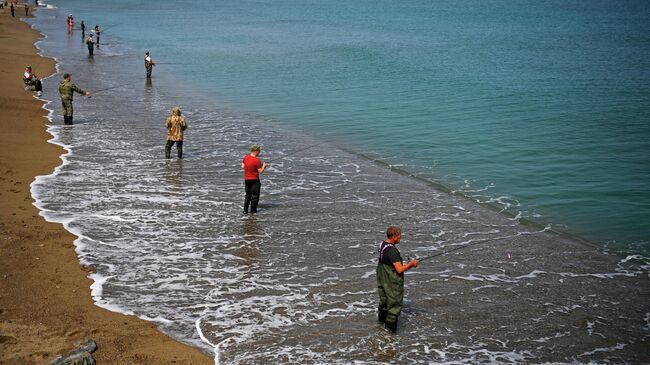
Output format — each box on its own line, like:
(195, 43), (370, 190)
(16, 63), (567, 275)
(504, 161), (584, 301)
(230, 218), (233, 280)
(241, 144), (267, 214)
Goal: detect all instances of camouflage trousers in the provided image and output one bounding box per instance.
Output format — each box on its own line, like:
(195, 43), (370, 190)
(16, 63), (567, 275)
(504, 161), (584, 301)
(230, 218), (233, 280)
(146, 65), (153, 78)
(61, 99), (74, 117)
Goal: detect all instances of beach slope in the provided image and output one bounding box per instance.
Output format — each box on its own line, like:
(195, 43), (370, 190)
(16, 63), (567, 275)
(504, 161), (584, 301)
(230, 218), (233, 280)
(0, 12), (212, 365)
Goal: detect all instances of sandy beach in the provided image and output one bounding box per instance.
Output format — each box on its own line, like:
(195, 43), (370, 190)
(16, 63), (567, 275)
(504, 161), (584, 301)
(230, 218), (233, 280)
(0, 9), (212, 365)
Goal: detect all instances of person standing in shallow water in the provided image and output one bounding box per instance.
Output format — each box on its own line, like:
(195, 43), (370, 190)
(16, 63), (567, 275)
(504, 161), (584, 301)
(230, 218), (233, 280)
(377, 226), (418, 333)
(144, 51), (155, 79)
(81, 21), (85, 38)
(94, 25), (100, 45)
(85, 34), (94, 56)
(165, 107), (187, 159)
(242, 144), (267, 214)
(58, 73), (90, 125)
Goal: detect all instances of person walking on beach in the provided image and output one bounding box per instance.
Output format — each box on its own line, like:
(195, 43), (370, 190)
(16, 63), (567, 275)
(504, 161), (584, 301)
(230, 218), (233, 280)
(242, 144), (267, 214)
(165, 107), (187, 159)
(85, 34), (94, 56)
(144, 51), (155, 79)
(10, 2), (14, 16)
(24, 4), (28, 16)
(376, 226), (418, 333)
(58, 73), (90, 125)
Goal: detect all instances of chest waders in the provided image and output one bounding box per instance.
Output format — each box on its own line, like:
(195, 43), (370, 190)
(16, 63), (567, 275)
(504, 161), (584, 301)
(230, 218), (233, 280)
(376, 243), (404, 332)
(145, 61), (153, 78)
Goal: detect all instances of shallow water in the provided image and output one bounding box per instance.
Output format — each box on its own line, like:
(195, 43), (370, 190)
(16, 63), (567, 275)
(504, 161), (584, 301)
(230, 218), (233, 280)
(27, 1), (650, 363)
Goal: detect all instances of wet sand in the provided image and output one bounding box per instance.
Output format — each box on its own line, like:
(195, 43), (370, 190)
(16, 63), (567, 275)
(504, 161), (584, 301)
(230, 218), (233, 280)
(0, 10), (212, 365)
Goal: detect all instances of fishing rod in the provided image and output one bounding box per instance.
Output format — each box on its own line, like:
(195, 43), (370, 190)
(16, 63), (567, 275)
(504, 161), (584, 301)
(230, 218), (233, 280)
(267, 140), (330, 163)
(90, 81), (138, 95)
(93, 23), (121, 33)
(29, 57), (45, 76)
(415, 236), (505, 262)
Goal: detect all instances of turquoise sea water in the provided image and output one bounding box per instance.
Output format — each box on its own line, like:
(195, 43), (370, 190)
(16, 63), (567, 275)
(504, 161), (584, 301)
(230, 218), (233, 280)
(53, 0), (649, 252)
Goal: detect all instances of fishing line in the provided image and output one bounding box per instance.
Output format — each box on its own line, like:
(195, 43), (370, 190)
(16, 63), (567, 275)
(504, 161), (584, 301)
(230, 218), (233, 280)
(415, 227), (555, 262)
(267, 140), (330, 163)
(90, 81), (139, 95)
(30, 58), (45, 75)
(415, 236), (506, 262)
(93, 23), (121, 33)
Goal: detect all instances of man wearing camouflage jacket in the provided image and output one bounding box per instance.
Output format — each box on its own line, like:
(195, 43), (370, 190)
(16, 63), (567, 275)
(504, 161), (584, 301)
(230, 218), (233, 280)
(58, 73), (90, 125)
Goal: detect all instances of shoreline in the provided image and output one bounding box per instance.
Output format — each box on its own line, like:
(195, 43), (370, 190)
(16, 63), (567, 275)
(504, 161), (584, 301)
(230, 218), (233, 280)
(0, 10), (212, 365)
(2, 2), (647, 364)
(349, 147), (608, 253)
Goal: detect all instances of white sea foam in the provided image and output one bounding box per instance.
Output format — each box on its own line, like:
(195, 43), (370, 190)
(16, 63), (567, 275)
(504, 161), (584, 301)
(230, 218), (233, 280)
(195, 316), (219, 365)
(578, 343), (627, 357)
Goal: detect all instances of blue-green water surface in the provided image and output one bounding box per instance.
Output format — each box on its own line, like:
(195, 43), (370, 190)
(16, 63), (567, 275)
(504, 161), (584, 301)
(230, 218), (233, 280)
(55, 0), (650, 253)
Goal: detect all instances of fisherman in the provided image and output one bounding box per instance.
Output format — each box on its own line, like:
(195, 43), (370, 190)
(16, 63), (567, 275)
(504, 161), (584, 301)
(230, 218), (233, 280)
(165, 107), (187, 159)
(23, 66), (36, 87)
(94, 25), (101, 45)
(241, 144), (267, 214)
(81, 20), (85, 37)
(85, 34), (94, 56)
(144, 51), (155, 79)
(22, 66), (43, 97)
(58, 73), (90, 125)
(376, 226), (418, 333)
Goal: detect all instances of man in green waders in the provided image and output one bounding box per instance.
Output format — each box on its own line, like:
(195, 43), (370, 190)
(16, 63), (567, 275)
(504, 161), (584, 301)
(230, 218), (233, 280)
(377, 226), (418, 333)
(58, 73), (90, 125)
(85, 34), (94, 56)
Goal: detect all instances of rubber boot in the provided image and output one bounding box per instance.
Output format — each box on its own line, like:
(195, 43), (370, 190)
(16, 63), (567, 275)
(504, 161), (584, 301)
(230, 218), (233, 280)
(243, 196), (251, 214)
(378, 310), (387, 323)
(385, 319), (397, 333)
(68, 116), (73, 125)
(165, 145), (171, 159)
(177, 145), (183, 159)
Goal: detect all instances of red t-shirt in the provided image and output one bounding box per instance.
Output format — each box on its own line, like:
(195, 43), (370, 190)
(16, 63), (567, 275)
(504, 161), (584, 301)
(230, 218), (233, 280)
(243, 154), (262, 180)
